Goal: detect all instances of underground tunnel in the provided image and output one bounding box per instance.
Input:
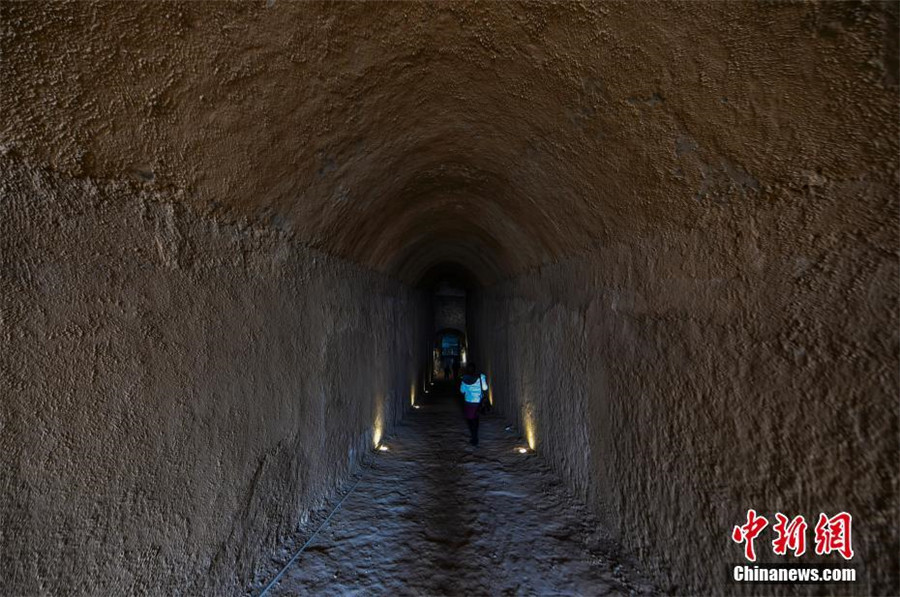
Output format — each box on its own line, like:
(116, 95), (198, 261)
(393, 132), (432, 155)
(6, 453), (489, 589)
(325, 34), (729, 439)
(1, 1), (898, 595)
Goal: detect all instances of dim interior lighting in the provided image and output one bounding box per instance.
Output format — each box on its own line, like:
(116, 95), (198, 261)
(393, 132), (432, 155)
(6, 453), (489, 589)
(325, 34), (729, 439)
(373, 399), (384, 449)
(516, 447), (529, 454)
(413, 405), (421, 409)
(377, 445), (389, 452)
(523, 408), (536, 451)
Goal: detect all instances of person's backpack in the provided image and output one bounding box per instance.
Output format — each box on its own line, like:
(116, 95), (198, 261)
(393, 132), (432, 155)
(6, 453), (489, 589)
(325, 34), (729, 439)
(478, 374), (491, 414)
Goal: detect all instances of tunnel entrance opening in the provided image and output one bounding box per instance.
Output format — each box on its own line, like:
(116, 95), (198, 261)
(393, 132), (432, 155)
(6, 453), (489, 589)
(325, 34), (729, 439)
(434, 328), (465, 382)
(416, 262), (478, 389)
(432, 278), (467, 382)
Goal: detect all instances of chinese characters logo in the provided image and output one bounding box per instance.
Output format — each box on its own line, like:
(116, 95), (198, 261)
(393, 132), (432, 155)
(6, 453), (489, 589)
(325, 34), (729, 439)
(732, 510), (853, 562)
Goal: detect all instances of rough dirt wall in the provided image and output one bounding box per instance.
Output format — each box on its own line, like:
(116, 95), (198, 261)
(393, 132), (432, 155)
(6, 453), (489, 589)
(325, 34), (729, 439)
(0, 159), (427, 596)
(469, 173), (898, 594)
(433, 296), (466, 334)
(5, 1), (896, 285)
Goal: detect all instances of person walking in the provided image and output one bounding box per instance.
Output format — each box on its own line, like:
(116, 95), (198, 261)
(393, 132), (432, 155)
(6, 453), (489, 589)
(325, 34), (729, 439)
(442, 355), (453, 381)
(459, 363), (488, 446)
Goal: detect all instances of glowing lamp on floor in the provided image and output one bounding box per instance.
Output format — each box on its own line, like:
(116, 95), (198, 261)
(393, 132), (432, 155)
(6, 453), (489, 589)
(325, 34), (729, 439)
(373, 403), (384, 449)
(523, 410), (536, 451)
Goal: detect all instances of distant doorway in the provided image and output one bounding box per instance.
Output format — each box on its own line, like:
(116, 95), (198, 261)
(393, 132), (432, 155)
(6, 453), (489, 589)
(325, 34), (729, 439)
(433, 328), (466, 381)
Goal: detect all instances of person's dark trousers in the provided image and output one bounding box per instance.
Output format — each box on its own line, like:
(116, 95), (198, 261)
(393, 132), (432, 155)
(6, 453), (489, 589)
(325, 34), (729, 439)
(466, 417), (479, 445)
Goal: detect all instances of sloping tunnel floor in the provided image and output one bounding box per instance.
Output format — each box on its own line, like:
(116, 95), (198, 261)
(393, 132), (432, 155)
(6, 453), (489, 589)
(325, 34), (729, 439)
(250, 382), (659, 596)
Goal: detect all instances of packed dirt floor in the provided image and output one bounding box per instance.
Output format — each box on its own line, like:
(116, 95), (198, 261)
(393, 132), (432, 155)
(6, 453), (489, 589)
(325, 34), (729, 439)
(250, 382), (657, 596)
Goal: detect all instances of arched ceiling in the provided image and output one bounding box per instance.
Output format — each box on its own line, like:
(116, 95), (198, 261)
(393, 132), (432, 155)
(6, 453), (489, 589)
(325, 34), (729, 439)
(2, 1), (896, 284)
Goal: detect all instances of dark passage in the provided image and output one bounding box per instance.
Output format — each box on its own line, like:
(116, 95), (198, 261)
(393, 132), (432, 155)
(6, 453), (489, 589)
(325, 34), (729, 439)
(2, 2), (897, 596)
(255, 382), (655, 596)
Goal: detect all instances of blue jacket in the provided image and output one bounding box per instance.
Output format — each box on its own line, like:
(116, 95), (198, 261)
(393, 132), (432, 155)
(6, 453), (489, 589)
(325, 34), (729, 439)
(460, 374), (488, 404)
